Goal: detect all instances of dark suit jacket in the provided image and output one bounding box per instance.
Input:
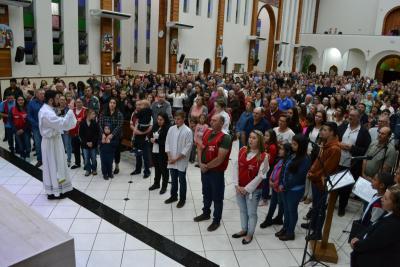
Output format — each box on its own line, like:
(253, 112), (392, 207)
(351, 214), (400, 267)
(338, 123), (371, 178)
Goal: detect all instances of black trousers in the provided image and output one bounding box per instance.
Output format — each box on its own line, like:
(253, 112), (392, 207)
(152, 152), (169, 188)
(114, 139), (122, 165)
(336, 165), (354, 211)
(71, 136), (81, 166)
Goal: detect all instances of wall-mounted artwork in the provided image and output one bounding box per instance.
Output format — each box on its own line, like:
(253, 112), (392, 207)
(0, 24), (13, 48)
(102, 33), (113, 52)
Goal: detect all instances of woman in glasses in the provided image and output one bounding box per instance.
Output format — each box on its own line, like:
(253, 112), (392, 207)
(232, 130), (270, 244)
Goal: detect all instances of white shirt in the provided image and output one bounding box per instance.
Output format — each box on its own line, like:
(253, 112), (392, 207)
(273, 127), (295, 144)
(218, 110), (231, 134)
(307, 127), (320, 154)
(232, 151), (270, 193)
(339, 124), (361, 167)
(165, 124), (193, 172)
(168, 93), (186, 108)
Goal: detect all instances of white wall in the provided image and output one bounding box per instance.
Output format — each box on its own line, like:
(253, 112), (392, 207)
(375, 0), (400, 35)
(8, 0), (101, 78)
(300, 0), (316, 34)
(316, 0), (379, 35)
(343, 49), (367, 75)
(321, 48), (342, 73)
(255, 7), (270, 72)
(178, 0), (218, 73)
(120, 0), (133, 70)
(366, 50), (400, 78)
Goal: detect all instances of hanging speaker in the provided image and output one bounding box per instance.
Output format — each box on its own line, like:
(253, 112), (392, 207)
(278, 60), (283, 67)
(15, 46), (25, 62)
(178, 54), (186, 64)
(113, 51), (121, 63)
(253, 59), (259, 66)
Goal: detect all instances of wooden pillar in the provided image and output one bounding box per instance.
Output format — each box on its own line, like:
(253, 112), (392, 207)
(247, 0), (259, 72)
(313, 0), (320, 34)
(214, 0), (225, 72)
(0, 5), (12, 78)
(292, 0), (303, 72)
(100, 0), (113, 75)
(168, 0), (179, 74)
(273, 0), (284, 71)
(157, 0), (168, 74)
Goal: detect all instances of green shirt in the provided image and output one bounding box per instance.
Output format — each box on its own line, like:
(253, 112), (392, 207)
(364, 141), (397, 177)
(201, 131), (232, 163)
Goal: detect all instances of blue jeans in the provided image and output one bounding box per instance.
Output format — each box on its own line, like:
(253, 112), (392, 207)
(265, 190), (284, 222)
(32, 127), (42, 162)
(15, 130), (31, 159)
(83, 148), (97, 172)
(135, 140), (150, 175)
(100, 143), (115, 177)
(282, 188), (304, 235)
(236, 189), (262, 236)
(5, 127), (15, 153)
(61, 133), (72, 163)
(310, 184), (328, 236)
(170, 168), (187, 200)
(201, 171), (225, 223)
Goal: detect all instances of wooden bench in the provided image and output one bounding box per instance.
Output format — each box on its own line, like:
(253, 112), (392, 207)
(0, 186), (75, 267)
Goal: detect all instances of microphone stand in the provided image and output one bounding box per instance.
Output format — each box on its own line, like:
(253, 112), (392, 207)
(301, 145), (362, 267)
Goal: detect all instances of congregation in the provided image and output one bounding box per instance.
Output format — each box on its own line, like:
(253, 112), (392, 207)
(1, 71), (400, 266)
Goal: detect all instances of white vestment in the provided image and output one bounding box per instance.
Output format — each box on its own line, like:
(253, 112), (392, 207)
(38, 104), (77, 196)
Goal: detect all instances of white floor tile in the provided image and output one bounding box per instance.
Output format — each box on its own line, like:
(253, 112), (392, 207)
(173, 221), (201, 235)
(124, 199), (149, 209)
(75, 250), (91, 267)
(155, 251), (184, 267)
(87, 250), (123, 267)
(92, 233), (126, 250)
(235, 250), (270, 267)
(121, 250), (155, 267)
(148, 209), (173, 221)
(206, 250), (239, 267)
(4, 176), (30, 185)
(230, 236), (261, 251)
(69, 218), (101, 234)
(30, 205), (55, 218)
(18, 185), (43, 194)
(103, 199), (126, 210)
(147, 221), (174, 236)
(174, 235), (204, 252)
(76, 207), (99, 218)
(127, 190), (150, 200)
(49, 205), (80, 219)
(48, 218), (74, 232)
(98, 219), (124, 233)
(263, 249), (298, 267)
(124, 209), (148, 221)
(15, 194), (38, 205)
(2, 184), (24, 193)
(124, 234), (153, 250)
(71, 233), (96, 250)
(202, 235), (233, 251)
(256, 234), (287, 250)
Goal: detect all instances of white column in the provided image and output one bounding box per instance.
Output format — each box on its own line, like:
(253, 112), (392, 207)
(35, 0), (53, 75)
(87, 0), (101, 75)
(120, 0), (133, 69)
(309, 0), (316, 33)
(63, 0), (78, 75)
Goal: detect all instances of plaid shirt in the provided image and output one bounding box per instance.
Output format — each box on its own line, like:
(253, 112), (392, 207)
(99, 110), (124, 139)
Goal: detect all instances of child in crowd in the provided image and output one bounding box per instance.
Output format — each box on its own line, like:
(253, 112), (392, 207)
(99, 125), (115, 180)
(79, 109), (100, 176)
(359, 172), (395, 226)
(193, 114), (209, 167)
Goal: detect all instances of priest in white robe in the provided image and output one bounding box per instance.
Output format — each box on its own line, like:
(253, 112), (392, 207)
(38, 90), (77, 199)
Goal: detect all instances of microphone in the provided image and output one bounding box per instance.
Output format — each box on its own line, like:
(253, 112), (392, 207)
(351, 155), (373, 160)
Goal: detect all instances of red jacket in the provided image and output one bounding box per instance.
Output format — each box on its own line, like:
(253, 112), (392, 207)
(11, 106), (28, 130)
(69, 108), (87, 136)
(238, 147), (266, 189)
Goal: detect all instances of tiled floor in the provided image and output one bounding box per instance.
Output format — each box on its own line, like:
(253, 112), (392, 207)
(0, 133), (361, 267)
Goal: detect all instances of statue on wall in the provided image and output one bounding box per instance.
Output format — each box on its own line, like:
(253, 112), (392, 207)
(102, 33), (113, 52)
(0, 24), (13, 49)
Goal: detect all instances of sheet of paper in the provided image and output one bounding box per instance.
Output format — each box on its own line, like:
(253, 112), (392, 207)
(352, 177), (377, 202)
(327, 170), (355, 191)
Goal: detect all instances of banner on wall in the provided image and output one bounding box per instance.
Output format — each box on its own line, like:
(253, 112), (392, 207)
(0, 24), (13, 49)
(102, 33), (113, 52)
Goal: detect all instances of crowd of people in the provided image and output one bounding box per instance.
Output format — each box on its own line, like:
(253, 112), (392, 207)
(1, 71), (400, 265)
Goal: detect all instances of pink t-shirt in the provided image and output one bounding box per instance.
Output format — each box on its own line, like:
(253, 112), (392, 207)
(194, 124), (209, 146)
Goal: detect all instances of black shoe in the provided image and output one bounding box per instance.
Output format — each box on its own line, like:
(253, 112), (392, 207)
(207, 222), (220, 232)
(306, 232), (322, 241)
(338, 208), (346, 217)
(159, 187), (167, 194)
(35, 161), (42, 167)
(2, 137), (6, 142)
(71, 165), (80, 169)
(260, 219), (273, 228)
(103, 175), (109, 180)
(279, 234), (295, 241)
(113, 168), (119, 174)
(149, 184), (160, 191)
(193, 213), (211, 222)
(232, 232), (247, 238)
(47, 194), (56, 200)
(164, 196), (178, 204)
(143, 173), (150, 179)
(176, 200), (185, 208)
(242, 237), (253, 244)
(272, 217), (283, 225)
(130, 170), (141, 175)
(109, 174), (114, 179)
(275, 228), (286, 237)
(301, 223), (310, 230)
(59, 192), (69, 199)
